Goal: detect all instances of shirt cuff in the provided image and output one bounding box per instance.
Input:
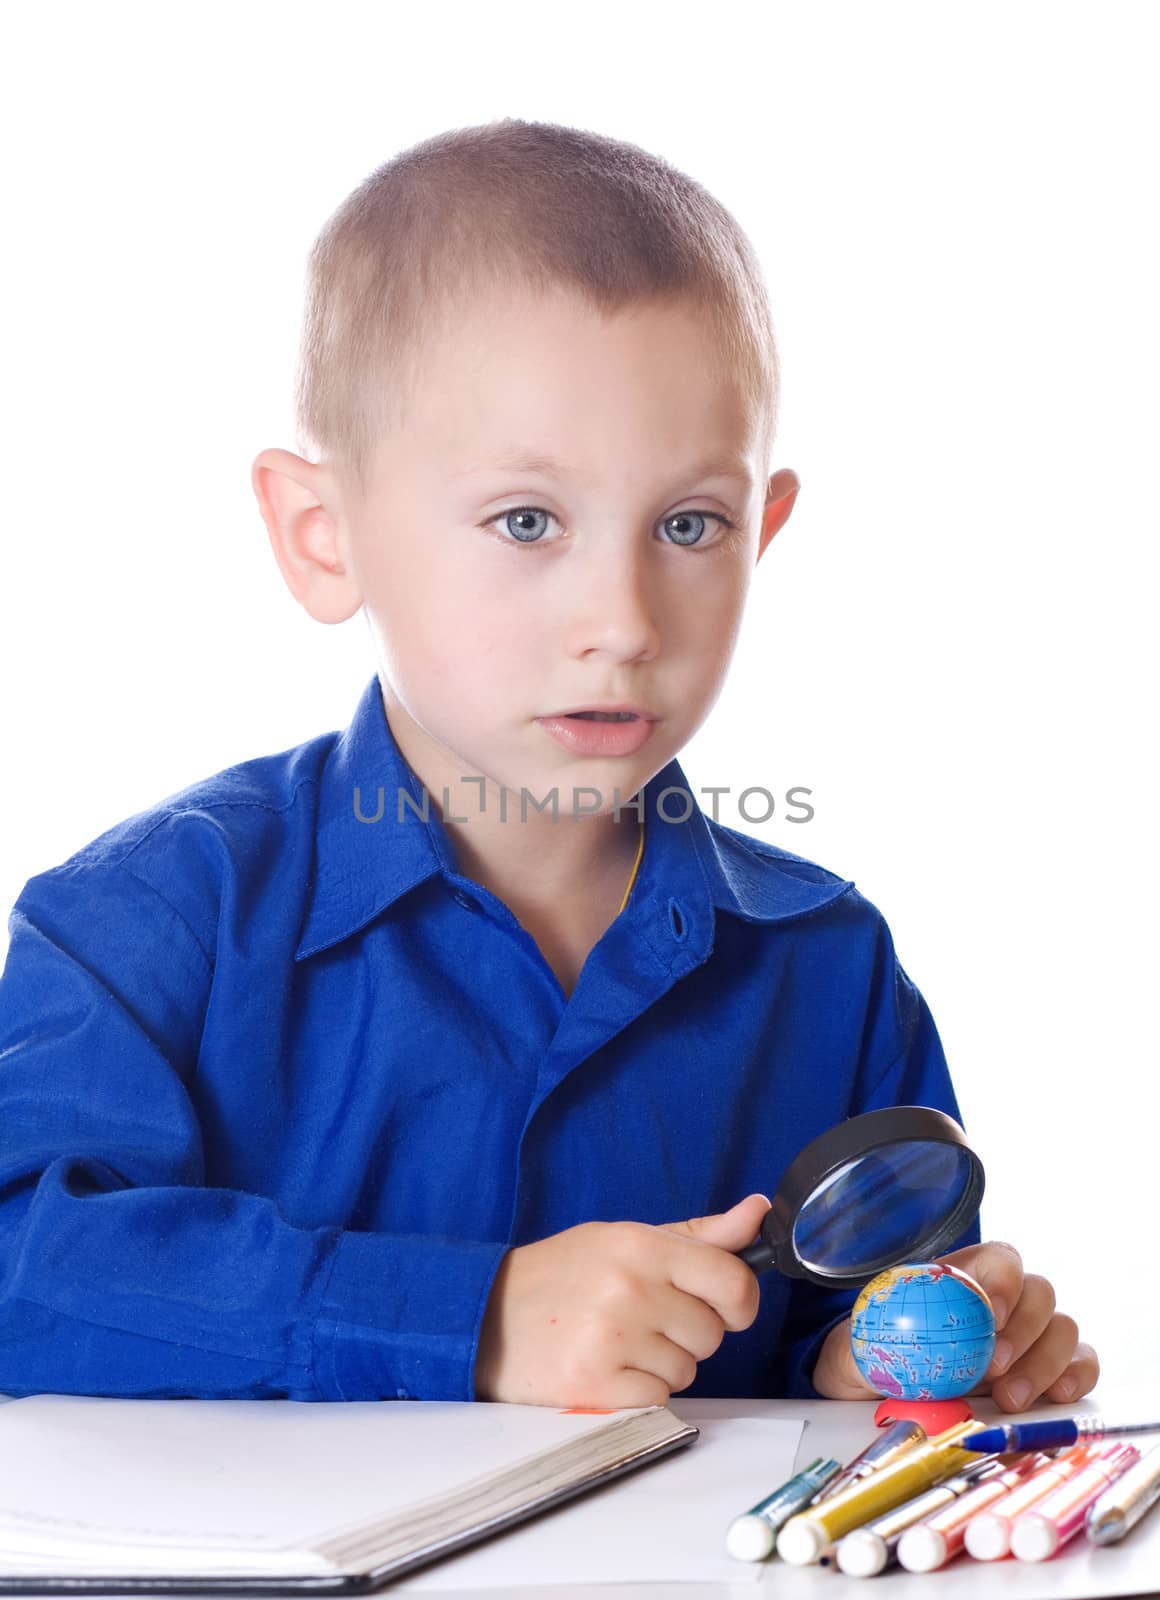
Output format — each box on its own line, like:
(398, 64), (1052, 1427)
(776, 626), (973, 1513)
(780, 1307), (854, 1401)
(310, 1230), (509, 1401)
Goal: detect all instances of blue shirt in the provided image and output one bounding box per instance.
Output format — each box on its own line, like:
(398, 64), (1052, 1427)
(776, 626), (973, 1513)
(0, 676), (977, 1403)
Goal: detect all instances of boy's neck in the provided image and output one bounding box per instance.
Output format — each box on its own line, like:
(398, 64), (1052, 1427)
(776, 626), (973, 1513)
(427, 766), (643, 1004)
(459, 822), (642, 1002)
(448, 806), (643, 921)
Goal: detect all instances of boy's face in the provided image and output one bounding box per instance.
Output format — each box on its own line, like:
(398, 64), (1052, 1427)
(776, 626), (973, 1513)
(262, 285), (797, 822)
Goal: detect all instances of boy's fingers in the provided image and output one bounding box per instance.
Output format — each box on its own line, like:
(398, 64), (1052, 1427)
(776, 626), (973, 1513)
(662, 1194), (771, 1250)
(992, 1312), (1087, 1412)
(938, 1239), (1023, 1329)
(631, 1330), (701, 1396)
(592, 1368), (675, 1411)
(664, 1239), (762, 1332)
(658, 1288), (728, 1363)
(987, 1272), (1056, 1377)
(659, 1195), (770, 1326)
(1043, 1339), (1101, 1405)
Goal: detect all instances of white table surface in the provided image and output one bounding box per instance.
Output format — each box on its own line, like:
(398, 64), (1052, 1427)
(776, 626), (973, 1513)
(3, 1385), (1157, 1598)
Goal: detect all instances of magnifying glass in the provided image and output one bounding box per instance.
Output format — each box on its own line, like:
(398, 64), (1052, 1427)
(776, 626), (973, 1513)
(737, 1105), (985, 1287)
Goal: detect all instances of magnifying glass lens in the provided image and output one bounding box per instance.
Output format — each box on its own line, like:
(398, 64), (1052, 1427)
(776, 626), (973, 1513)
(791, 1140), (975, 1277)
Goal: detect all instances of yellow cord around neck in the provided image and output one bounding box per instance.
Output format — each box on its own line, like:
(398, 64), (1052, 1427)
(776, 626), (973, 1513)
(615, 816), (646, 916)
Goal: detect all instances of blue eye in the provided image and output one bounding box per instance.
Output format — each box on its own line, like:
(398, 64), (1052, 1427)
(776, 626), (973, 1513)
(658, 510), (739, 546)
(497, 508), (553, 543)
(662, 511), (709, 547)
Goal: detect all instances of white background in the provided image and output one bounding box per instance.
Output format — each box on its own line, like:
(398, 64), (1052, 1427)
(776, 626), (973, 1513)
(1, 3), (1156, 1387)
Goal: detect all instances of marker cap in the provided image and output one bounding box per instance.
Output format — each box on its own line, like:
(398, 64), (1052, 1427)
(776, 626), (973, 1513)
(836, 1529), (888, 1577)
(1010, 1513), (1058, 1563)
(724, 1514), (776, 1562)
(897, 1523), (948, 1572)
(776, 1516), (826, 1566)
(963, 1510), (1011, 1561)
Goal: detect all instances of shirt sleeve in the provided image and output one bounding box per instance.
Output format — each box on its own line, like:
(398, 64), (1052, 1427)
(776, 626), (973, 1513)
(772, 906), (983, 1400)
(0, 859), (506, 1402)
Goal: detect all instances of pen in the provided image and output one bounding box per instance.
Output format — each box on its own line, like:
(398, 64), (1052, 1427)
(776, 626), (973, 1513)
(1011, 1444), (1140, 1561)
(809, 1419), (926, 1504)
(963, 1444), (1095, 1560)
(1086, 1443), (1160, 1545)
(962, 1414), (1160, 1452)
(832, 1456), (1002, 1577)
(724, 1456), (843, 1561)
(896, 1454), (1049, 1572)
(776, 1421), (985, 1566)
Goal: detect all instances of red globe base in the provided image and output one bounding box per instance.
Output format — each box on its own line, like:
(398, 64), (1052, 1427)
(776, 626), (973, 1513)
(873, 1397), (975, 1433)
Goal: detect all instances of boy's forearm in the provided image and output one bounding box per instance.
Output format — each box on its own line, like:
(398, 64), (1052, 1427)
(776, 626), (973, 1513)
(0, 1155), (510, 1401)
(0, 876), (508, 1403)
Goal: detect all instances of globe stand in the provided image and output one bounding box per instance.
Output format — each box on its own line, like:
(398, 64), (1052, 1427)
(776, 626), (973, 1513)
(873, 1397), (975, 1433)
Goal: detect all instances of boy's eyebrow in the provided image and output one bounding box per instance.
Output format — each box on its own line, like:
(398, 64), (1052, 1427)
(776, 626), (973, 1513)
(453, 448), (755, 490)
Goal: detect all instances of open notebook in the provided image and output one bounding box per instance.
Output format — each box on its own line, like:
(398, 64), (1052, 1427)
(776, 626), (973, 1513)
(0, 1394), (697, 1595)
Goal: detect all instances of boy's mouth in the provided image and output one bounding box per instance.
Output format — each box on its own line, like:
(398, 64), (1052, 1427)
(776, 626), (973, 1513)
(537, 708), (658, 758)
(551, 704), (656, 722)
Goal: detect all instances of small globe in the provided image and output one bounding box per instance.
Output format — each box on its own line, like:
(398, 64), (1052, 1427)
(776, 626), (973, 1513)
(850, 1262), (995, 1401)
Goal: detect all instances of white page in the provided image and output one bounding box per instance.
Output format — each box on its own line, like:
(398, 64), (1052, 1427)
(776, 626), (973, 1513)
(0, 1396), (672, 1563)
(394, 1414), (803, 1590)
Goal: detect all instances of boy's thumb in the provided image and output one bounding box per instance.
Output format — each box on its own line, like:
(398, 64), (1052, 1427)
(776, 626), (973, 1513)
(662, 1193), (771, 1251)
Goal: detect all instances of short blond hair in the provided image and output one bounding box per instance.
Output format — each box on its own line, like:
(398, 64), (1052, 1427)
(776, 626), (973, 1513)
(295, 118), (780, 497)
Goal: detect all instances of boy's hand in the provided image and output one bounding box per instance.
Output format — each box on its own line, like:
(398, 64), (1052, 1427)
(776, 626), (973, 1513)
(474, 1195), (767, 1407)
(811, 1240), (1100, 1411)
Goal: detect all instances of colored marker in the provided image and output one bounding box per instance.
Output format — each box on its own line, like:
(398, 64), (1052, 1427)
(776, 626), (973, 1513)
(896, 1454), (1049, 1571)
(1087, 1443), (1160, 1545)
(964, 1445), (1095, 1560)
(809, 1419), (926, 1504)
(1011, 1444), (1140, 1561)
(833, 1456), (1002, 1577)
(724, 1456), (842, 1561)
(776, 1421), (985, 1566)
(963, 1414), (1160, 1452)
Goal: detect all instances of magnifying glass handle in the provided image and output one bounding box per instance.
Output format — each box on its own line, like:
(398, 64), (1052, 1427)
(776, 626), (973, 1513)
(736, 1239), (775, 1274)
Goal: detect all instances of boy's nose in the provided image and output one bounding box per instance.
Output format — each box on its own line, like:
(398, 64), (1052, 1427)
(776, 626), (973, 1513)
(563, 543), (661, 664)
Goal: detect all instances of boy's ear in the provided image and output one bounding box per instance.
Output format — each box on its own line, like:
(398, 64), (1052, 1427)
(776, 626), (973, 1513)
(251, 448), (364, 624)
(756, 468), (800, 563)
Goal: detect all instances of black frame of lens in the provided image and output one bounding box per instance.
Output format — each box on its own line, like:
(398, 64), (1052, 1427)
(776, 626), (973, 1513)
(736, 1105), (985, 1286)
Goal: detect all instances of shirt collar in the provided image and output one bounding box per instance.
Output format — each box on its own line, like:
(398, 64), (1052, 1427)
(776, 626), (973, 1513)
(296, 676), (852, 961)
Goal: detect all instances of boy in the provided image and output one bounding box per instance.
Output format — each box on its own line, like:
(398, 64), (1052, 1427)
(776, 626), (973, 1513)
(0, 120), (1096, 1410)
